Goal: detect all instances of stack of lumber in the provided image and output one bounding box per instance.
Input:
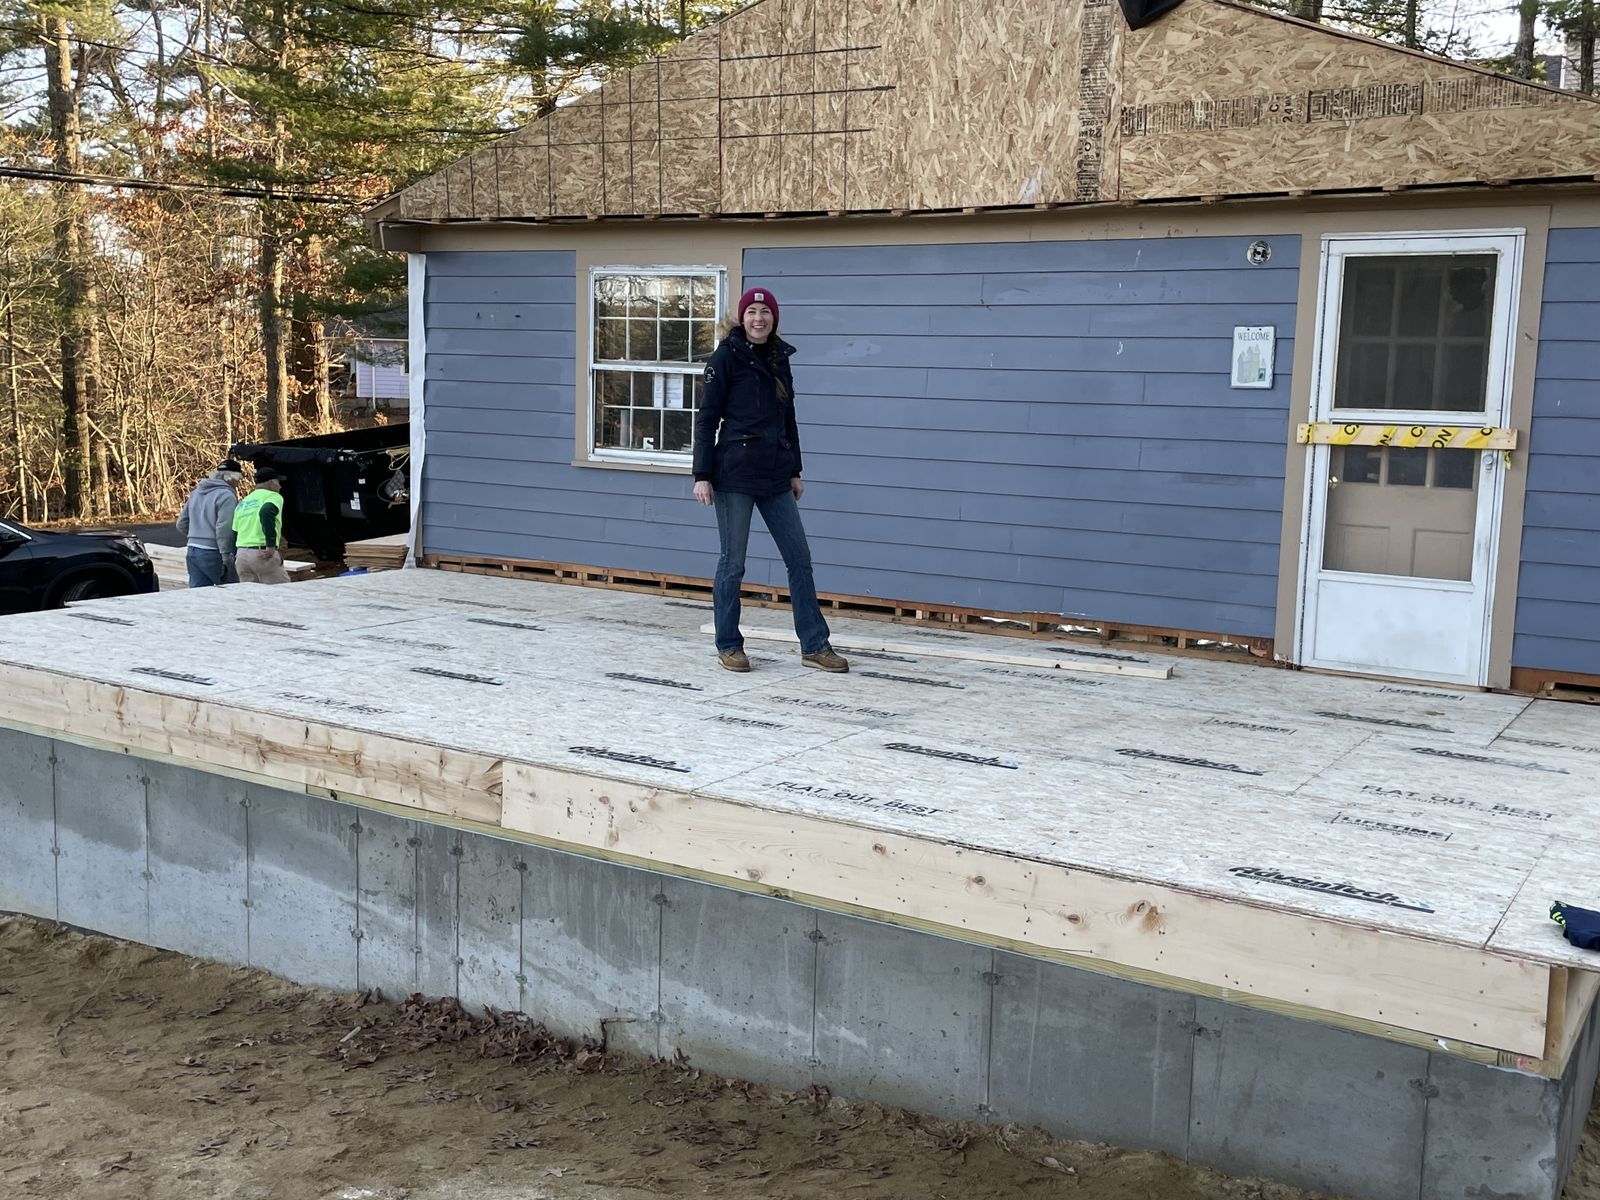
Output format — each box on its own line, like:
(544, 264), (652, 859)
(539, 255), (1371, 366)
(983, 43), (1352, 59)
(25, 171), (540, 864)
(343, 534), (408, 572)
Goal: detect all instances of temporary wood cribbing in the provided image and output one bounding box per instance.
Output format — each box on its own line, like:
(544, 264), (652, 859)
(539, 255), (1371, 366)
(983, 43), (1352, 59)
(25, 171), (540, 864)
(421, 552), (1277, 663)
(383, 0), (1600, 223)
(1, 568), (1597, 1072)
(1510, 666), (1600, 704)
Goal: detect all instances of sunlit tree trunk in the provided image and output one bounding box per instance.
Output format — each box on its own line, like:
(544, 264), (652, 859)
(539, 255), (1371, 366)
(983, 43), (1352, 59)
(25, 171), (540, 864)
(43, 14), (98, 516)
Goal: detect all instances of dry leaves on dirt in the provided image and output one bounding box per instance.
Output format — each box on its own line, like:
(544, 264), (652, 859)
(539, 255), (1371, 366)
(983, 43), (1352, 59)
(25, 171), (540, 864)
(98, 1151), (136, 1174)
(489, 1129), (542, 1151)
(1040, 1155), (1078, 1176)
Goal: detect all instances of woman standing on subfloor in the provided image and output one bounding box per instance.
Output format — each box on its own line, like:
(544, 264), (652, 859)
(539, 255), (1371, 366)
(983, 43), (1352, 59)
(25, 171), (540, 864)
(693, 286), (849, 675)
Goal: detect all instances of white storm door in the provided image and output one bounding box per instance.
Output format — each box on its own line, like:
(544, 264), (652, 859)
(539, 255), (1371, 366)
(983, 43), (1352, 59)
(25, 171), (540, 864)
(1295, 232), (1522, 686)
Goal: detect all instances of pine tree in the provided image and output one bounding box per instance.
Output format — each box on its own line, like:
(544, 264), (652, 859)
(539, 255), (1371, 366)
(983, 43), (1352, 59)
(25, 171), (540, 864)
(1550, 0), (1598, 91)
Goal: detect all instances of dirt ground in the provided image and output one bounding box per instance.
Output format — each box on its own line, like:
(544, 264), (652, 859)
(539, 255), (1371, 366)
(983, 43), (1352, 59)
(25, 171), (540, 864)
(1, 916), (1596, 1200)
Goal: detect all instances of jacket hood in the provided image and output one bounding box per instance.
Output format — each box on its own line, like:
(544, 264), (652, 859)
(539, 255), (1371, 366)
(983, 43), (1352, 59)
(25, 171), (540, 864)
(195, 476), (236, 497)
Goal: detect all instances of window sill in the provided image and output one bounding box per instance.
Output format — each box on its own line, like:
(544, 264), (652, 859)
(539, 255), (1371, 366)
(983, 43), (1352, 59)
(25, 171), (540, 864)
(572, 456), (692, 475)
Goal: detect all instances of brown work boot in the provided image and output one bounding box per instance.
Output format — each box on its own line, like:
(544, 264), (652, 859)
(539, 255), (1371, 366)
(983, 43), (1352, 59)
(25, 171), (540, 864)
(801, 647), (849, 673)
(718, 648), (751, 673)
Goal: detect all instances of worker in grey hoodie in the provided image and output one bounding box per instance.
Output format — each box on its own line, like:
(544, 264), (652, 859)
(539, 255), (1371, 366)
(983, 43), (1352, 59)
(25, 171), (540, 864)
(175, 458), (243, 588)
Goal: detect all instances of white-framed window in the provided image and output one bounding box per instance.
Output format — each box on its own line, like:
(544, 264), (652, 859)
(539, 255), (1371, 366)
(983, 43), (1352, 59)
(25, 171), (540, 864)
(587, 266), (725, 466)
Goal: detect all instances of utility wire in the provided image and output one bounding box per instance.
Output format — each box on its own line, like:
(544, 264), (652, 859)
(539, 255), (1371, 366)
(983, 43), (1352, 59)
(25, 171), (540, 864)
(0, 163), (366, 204)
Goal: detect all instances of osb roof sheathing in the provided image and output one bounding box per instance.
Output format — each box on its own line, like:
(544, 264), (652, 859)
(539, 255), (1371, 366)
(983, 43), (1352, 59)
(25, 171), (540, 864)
(379, 0), (1600, 224)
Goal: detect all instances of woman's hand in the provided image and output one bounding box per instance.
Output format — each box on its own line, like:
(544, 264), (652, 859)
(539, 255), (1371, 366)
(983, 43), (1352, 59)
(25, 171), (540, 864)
(694, 480), (714, 506)
(790, 477), (804, 501)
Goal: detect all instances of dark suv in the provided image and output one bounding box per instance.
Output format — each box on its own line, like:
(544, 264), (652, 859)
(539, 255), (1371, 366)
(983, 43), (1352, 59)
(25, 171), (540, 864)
(0, 518), (159, 614)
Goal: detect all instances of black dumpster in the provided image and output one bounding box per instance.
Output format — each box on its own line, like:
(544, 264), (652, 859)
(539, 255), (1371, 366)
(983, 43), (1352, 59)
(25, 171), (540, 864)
(230, 424), (410, 563)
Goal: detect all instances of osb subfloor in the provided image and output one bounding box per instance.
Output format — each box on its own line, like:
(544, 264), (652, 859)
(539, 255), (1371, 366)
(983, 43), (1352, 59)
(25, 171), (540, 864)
(0, 567), (1597, 973)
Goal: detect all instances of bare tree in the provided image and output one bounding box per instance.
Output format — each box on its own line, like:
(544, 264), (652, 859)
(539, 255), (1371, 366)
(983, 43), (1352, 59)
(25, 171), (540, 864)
(41, 11), (103, 518)
(1513, 0), (1541, 78)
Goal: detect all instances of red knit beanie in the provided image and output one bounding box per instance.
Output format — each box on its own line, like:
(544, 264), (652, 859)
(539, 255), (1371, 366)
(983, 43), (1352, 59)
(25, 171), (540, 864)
(736, 286), (779, 329)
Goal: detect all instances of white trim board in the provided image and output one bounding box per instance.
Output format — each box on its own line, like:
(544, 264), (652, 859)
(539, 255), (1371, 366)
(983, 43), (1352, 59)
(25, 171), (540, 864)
(705, 622), (1174, 678)
(405, 253), (426, 568)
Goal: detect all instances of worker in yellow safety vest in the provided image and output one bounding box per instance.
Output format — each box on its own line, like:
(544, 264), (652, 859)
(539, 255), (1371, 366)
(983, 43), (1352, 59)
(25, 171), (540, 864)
(232, 466), (290, 585)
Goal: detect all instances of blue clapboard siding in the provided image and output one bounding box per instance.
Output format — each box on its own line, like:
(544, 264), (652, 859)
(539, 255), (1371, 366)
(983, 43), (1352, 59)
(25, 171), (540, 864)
(1513, 227), (1600, 675)
(420, 236), (1298, 636)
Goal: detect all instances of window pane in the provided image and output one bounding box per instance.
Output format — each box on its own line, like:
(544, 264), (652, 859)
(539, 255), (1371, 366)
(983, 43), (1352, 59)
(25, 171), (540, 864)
(1346, 260), (1396, 336)
(1387, 447), (1428, 486)
(589, 272), (718, 457)
(663, 409), (693, 453)
(595, 318), (628, 361)
(1336, 445), (1380, 484)
(1441, 342), (1487, 410)
(659, 277), (692, 320)
(594, 276), (625, 321)
(1335, 341), (1391, 408)
(599, 371), (630, 406)
(627, 279), (658, 318)
(1444, 261), (1494, 336)
(629, 408), (664, 451)
(627, 319), (658, 362)
(1392, 343), (1436, 409)
(1334, 253), (1495, 414)
(659, 320), (691, 362)
(692, 277), (718, 319)
(1396, 262), (1443, 337)
(1434, 448), (1478, 490)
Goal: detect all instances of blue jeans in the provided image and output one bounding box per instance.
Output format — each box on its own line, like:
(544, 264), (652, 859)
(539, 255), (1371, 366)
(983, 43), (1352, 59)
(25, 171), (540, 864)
(713, 489), (831, 655)
(186, 546), (229, 588)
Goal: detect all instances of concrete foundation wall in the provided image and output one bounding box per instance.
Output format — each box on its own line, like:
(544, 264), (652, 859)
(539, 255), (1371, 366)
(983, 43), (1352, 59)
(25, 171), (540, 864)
(1, 725), (1594, 1200)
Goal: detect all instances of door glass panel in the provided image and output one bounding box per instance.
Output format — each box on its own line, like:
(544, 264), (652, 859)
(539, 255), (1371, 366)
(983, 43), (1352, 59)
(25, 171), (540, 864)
(1386, 446), (1427, 486)
(1333, 254), (1497, 412)
(1324, 447), (1478, 580)
(1341, 445), (1381, 483)
(1434, 449), (1476, 489)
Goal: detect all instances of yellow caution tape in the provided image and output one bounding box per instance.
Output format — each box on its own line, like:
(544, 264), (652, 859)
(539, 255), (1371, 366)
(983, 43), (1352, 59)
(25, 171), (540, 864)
(1296, 422), (1517, 451)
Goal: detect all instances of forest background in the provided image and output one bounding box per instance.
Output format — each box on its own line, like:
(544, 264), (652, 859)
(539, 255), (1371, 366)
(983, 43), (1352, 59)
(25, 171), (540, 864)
(0, 0), (1592, 524)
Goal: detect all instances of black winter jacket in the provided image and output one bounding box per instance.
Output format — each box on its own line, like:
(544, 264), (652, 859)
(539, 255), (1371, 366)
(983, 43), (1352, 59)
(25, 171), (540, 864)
(693, 326), (801, 497)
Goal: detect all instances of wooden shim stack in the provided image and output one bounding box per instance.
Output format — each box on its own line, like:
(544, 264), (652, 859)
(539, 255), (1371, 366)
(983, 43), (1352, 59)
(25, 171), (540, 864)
(385, 0), (1599, 222)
